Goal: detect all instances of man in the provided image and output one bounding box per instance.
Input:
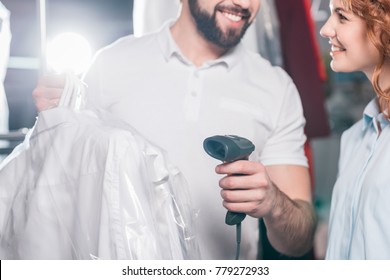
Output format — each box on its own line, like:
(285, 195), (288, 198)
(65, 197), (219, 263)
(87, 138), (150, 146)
(33, 0), (316, 259)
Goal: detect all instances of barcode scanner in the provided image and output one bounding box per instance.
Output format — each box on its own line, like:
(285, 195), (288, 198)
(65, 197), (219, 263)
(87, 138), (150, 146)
(203, 135), (255, 259)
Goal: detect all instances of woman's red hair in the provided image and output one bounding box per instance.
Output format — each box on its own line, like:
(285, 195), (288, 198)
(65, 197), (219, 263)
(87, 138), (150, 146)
(342, 0), (390, 116)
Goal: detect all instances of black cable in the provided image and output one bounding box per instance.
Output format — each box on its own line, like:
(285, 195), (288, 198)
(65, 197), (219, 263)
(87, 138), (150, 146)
(225, 211), (245, 260)
(235, 222), (242, 260)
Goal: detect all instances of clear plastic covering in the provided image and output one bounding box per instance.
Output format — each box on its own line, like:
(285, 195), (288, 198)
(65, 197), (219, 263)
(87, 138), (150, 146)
(0, 73), (199, 259)
(0, 2), (11, 160)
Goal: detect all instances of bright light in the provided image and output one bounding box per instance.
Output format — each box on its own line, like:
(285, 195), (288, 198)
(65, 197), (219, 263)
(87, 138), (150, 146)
(47, 32), (92, 74)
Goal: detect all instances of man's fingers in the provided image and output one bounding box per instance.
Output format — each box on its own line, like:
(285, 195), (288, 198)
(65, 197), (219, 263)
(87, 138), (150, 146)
(32, 87), (63, 100)
(221, 189), (264, 203)
(32, 85), (62, 112)
(33, 97), (60, 111)
(216, 160), (265, 175)
(219, 172), (269, 190)
(222, 201), (262, 216)
(33, 74), (64, 111)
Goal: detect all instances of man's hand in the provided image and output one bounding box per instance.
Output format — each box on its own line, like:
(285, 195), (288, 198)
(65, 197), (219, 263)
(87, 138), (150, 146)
(216, 160), (278, 219)
(215, 160), (316, 257)
(32, 74), (66, 112)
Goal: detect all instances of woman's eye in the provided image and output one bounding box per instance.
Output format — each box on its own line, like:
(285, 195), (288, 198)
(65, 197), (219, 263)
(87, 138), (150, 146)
(338, 13), (347, 20)
(335, 8), (348, 21)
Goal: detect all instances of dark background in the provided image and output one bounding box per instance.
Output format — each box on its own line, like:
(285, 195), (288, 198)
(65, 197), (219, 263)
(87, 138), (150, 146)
(2, 0), (134, 130)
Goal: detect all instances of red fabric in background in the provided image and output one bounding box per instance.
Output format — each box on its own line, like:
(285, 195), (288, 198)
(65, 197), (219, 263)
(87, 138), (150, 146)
(260, 1), (325, 259)
(304, 139), (314, 191)
(275, 0), (330, 139)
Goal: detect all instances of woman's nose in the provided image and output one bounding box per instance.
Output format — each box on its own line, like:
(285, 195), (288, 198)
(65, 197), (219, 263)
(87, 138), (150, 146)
(320, 19), (335, 38)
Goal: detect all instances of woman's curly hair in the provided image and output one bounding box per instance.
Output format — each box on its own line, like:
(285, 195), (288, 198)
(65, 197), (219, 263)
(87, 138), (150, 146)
(342, 0), (390, 116)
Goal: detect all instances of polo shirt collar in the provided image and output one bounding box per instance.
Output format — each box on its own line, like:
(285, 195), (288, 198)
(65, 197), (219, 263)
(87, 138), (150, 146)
(157, 20), (243, 70)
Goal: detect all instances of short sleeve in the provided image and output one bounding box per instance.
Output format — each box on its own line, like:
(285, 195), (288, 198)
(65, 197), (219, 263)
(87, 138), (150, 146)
(260, 78), (308, 167)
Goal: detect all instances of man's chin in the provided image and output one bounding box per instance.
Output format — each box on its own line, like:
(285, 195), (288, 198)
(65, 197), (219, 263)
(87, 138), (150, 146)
(213, 37), (241, 49)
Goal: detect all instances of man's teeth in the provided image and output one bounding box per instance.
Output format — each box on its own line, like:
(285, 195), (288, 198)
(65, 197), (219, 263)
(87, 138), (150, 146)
(223, 12), (242, 22)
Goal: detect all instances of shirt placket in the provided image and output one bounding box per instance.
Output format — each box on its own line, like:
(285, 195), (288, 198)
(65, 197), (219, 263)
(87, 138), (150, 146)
(347, 120), (380, 258)
(184, 67), (204, 122)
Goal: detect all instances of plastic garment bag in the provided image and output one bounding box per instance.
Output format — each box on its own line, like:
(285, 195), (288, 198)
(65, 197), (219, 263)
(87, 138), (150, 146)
(0, 74), (199, 259)
(0, 2), (11, 158)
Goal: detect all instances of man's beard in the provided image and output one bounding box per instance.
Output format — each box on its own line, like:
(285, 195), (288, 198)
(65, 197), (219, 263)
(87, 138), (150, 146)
(189, 0), (251, 49)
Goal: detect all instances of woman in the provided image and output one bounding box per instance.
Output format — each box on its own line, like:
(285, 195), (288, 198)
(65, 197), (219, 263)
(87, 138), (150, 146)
(320, 0), (390, 259)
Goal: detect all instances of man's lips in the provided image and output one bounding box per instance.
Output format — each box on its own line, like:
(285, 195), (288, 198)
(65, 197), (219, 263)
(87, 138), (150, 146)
(217, 6), (251, 22)
(222, 11), (243, 22)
